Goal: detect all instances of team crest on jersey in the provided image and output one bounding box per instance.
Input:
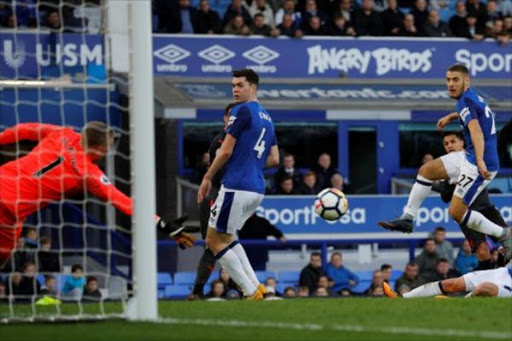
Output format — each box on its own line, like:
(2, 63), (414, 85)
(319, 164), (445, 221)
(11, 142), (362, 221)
(100, 175), (111, 185)
(228, 116), (236, 126)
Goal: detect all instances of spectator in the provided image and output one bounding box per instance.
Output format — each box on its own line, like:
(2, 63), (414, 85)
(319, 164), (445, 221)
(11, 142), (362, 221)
(6, 272), (23, 299)
(499, 16), (512, 44)
(61, 264), (86, 300)
(455, 240), (478, 275)
(274, 153), (302, 189)
(283, 286), (296, 298)
(224, 14), (250, 35)
(466, 0), (487, 31)
(82, 276), (102, 302)
(299, 252), (325, 293)
(327, 14), (356, 36)
(432, 227), (454, 266)
(317, 275), (336, 297)
(352, 0), (384, 36)
(330, 173), (351, 194)
(45, 10), (61, 31)
(264, 277), (282, 296)
(250, 13), (279, 36)
(429, 0), (449, 11)
(207, 279), (226, 299)
(423, 10), (452, 37)
(219, 268), (240, 295)
(410, 0), (428, 35)
(315, 287), (329, 297)
(196, 0), (222, 34)
(3, 13), (17, 29)
(314, 153), (337, 189)
(422, 153), (434, 165)
(156, 0), (197, 33)
(0, 281), (6, 302)
(394, 262), (425, 295)
(36, 236), (60, 273)
(277, 12), (303, 37)
(426, 258), (459, 282)
(223, 0), (252, 27)
(299, 171), (321, 195)
(17, 261), (40, 299)
(450, 1), (468, 37)
(247, 0), (275, 27)
(1, 237), (34, 273)
(226, 289), (241, 299)
(302, 15), (328, 35)
(504, 16), (512, 34)
(276, 176), (299, 195)
(381, 0), (404, 36)
(380, 264), (393, 283)
(373, 0), (388, 12)
(398, 13), (420, 36)
(325, 252), (359, 293)
(485, 18), (504, 38)
(275, 0), (301, 27)
(40, 275), (58, 297)
(298, 285), (310, 297)
(500, 0), (512, 17)
(484, 0), (503, 28)
(24, 227), (38, 249)
(301, 0), (329, 28)
(365, 270), (385, 296)
(340, 288), (351, 296)
(415, 238), (440, 280)
(332, 0), (356, 27)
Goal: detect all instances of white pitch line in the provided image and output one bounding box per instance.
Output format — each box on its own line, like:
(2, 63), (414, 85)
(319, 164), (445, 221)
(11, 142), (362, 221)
(158, 317), (512, 340)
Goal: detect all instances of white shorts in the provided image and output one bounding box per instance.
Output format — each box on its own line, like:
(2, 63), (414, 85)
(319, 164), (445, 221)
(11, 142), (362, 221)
(453, 158), (497, 206)
(440, 151), (465, 184)
(209, 186), (264, 235)
(463, 268), (512, 298)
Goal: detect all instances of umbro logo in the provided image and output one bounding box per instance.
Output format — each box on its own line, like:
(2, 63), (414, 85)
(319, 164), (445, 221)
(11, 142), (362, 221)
(154, 44), (190, 64)
(242, 45), (279, 65)
(198, 45), (235, 65)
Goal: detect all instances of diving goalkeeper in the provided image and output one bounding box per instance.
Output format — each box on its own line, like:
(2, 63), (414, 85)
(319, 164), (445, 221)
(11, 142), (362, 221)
(0, 122), (194, 269)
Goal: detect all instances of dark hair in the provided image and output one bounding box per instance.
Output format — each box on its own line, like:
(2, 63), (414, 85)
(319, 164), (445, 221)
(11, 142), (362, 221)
(380, 264), (392, 271)
(437, 258), (449, 264)
(284, 286), (296, 293)
(424, 238), (435, 246)
(448, 64), (469, 75)
(280, 175), (293, 183)
(283, 153), (294, 159)
(406, 261), (418, 268)
(442, 131), (463, 140)
(82, 121), (114, 148)
(434, 226), (446, 233)
(304, 170), (316, 178)
(40, 235), (51, 245)
(224, 102), (237, 116)
(311, 252), (321, 258)
(71, 264), (84, 273)
(233, 69), (259, 86)
(332, 251), (342, 258)
(254, 13), (264, 19)
(45, 275), (55, 282)
(24, 261), (36, 270)
(86, 276), (98, 284)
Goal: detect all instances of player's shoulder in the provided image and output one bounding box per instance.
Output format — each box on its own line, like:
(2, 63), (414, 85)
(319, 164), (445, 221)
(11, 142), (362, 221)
(461, 88), (485, 107)
(230, 102), (251, 116)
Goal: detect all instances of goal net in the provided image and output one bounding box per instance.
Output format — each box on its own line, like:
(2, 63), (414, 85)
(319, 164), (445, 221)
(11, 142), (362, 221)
(0, 0), (157, 322)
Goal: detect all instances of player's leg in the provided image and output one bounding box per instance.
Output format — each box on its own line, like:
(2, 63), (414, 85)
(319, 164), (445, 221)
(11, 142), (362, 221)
(379, 158), (448, 233)
(471, 282), (499, 297)
(383, 277), (466, 298)
(464, 268), (511, 298)
(459, 224), (494, 269)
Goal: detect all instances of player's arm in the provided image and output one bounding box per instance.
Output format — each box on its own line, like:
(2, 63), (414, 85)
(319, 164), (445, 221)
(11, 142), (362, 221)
(265, 144), (279, 168)
(467, 119), (491, 179)
(436, 112), (459, 130)
(0, 123), (64, 145)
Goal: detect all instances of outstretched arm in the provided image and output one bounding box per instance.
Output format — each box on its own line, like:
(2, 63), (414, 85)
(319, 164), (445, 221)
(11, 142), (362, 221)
(0, 123), (64, 145)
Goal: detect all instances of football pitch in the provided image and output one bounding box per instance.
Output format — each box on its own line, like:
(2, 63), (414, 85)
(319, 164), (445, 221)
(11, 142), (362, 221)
(1, 298), (511, 340)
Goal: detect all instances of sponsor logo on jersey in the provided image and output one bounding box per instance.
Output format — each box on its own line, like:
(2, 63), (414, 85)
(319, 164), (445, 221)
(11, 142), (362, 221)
(154, 44), (190, 73)
(242, 45), (279, 73)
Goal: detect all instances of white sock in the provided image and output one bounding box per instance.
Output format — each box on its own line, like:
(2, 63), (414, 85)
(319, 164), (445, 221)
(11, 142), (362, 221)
(230, 242), (260, 288)
(402, 282), (443, 299)
(216, 247), (257, 296)
(402, 175), (433, 219)
(463, 210), (504, 239)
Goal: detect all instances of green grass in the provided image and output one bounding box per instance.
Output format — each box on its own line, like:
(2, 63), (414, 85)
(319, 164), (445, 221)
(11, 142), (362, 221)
(1, 298), (511, 341)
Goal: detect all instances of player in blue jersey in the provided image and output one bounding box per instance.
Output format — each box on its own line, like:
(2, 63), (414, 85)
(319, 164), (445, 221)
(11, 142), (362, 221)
(378, 64), (512, 262)
(197, 69), (280, 300)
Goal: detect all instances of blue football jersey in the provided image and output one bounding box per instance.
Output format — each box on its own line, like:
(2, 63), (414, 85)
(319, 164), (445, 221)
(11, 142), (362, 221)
(223, 101), (277, 194)
(456, 88), (499, 172)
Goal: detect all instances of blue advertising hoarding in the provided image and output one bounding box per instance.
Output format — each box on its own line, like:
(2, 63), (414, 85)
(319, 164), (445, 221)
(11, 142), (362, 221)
(255, 195), (512, 237)
(153, 35), (512, 79)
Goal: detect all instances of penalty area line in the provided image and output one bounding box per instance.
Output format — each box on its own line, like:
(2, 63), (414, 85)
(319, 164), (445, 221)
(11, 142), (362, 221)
(157, 318), (512, 340)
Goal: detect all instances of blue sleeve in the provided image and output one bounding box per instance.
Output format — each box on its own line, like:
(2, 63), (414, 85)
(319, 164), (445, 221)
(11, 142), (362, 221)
(349, 270), (359, 284)
(459, 98), (480, 127)
(226, 105), (251, 139)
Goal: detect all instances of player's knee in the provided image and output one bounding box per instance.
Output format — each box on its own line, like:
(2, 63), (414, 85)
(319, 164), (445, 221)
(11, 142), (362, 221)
(440, 280), (456, 292)
(418, 164), (429, 177)
(473, 283), (498, 297)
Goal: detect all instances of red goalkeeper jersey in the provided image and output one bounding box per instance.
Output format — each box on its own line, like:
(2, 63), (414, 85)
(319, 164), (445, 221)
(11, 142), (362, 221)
(0, 123), (132, 220)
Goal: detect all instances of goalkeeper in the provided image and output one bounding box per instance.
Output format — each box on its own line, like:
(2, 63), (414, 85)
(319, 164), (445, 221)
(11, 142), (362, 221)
(0, 121), (194, 269)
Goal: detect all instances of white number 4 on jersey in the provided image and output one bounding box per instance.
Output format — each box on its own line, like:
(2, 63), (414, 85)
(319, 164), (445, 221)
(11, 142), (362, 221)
(254, 128), (266, 159)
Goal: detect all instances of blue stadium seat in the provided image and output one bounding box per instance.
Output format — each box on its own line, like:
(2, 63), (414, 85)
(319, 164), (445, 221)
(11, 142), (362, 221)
(37, 274), (46, 286)
(256, 271), (277, 283)
(157, 272), (173, 289)
(158, 288), (165, 299)
(278, 271), (300, 284)
(350, 281), (372, 294)
(390, 270), (403, 281)
(204, 284), (211, 294)
(56, 274), (67, 292)
(355, 271), (374, 282)
(164, 285), (190, 299)
(173, 272), (197, 286)
(207, 272), (220, 284)
(439, 8), (455, 22)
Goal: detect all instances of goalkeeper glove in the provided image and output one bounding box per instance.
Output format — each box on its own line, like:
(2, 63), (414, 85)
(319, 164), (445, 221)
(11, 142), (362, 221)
(156, 215), (195, 249)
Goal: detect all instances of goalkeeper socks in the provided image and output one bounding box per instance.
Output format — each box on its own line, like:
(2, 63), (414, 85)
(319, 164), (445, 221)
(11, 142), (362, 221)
(402, 175), (432, 219)
(402, 282), (443, 298)
(216, 246), (257, 295)
(192, 248), (216, 296)
(463, 210), (504, 239)
(229, 241), (260, 288)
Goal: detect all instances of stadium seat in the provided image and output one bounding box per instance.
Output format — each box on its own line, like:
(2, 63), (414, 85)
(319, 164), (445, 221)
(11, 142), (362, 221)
(439, 8), (455, 22)
(157, 272), (173, 289)
(255, 271), (277, 283)
(207, 272), (219, 284)
(173, 272), (197, 286)
(204, 284), (211, 294)
(350, 281), (372, 294)
(164, 285), (190, 299)
(355, 271), (374, 282)
(37, 274), (45, 286)
(278, 271), (300, 284)
(390, 270), (403, 281)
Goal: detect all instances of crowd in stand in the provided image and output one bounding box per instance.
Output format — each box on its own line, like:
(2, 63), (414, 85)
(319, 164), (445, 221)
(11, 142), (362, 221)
(155, 0), (512, 43)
